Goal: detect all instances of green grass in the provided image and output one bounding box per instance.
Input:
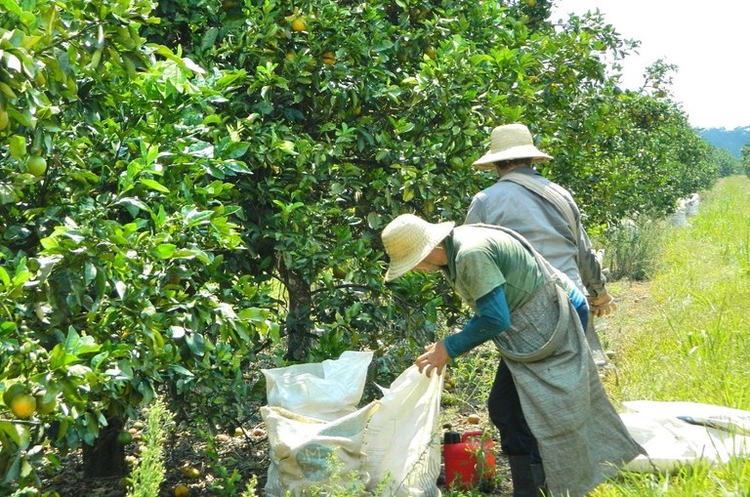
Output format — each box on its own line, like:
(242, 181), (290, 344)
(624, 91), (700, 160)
(593, 176), (750, 496)
(606, 176), (750, 409)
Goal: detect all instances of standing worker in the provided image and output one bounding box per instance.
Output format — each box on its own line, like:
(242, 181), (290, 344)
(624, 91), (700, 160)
(380, 214), (643, 496)
(465, 123), (616, 366)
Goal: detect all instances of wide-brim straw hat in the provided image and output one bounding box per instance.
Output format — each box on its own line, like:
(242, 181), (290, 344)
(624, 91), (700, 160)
(381, 214), (455, 282)
(473, 123), (553, 169)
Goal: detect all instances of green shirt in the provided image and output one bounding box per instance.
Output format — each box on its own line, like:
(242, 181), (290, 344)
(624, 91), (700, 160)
(444, 225), (543, 312)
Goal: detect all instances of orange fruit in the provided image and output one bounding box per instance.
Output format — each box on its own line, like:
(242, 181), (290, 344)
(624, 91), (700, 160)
(117, 431), (134, 445)
(425, 46), (437, 60)
(174, 484), (189, 497)
(27, 155), (47, 177)
(467, 413), (482, 425)
(0, 108), (8, 131)
(3, 382), (27, 407)
(35, 391), (57, 415)
(322, 52), (336, 65)
(10, 393), (37, 419)
(182, 466), (200, 479)
(291, 17), (306, 32)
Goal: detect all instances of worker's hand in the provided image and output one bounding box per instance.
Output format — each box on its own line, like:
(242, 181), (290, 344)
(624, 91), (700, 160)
(588, 292), (617, 318)
(415, 341), (450, 377)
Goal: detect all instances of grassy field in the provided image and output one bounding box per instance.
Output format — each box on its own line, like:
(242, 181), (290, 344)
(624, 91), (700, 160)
(603, 175), (750, 410)
(588, 175), (750, 496)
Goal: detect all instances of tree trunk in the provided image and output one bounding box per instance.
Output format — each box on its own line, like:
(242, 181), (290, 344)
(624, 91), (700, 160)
(82, 415), (127, 478)
(280, 264), (314, 361)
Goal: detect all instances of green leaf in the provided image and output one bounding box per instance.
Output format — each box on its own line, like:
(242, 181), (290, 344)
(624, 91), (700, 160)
(183, 208), (214, 227)
(116, 197), (151, 215)
(153, 243), (177, 259)
(0, 0), (23, 16)
(0, 266), (10, 287)
(139, 178), (170, 193)
(169, 364), (194, 377)
(185, 332), (205, 356)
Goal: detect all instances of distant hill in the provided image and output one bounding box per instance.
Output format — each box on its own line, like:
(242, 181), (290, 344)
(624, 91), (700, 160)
(698, 127), (750, 158)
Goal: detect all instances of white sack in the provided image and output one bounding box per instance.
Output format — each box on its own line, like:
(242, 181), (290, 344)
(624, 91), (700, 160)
(261, 352), (443, 497)
(362, 365), (443, 497)
(262, 350), (374, 421)
(261, 403), (378, 497)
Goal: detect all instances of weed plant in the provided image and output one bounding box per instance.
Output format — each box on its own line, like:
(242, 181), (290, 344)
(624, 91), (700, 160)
(602, 213), (668, 282)
(127, 400), (174, 497)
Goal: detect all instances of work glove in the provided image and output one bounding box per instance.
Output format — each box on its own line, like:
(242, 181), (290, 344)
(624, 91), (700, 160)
(588, 292), (617, 318)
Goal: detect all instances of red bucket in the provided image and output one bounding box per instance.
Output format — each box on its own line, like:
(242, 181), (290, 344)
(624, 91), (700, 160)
(444, 430), (496, 489)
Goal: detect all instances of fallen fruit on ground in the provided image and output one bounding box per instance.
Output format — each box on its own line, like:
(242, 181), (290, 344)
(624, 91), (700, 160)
(117, 431), (134, 445)
(468, 413), (482, 424)
(174, 484), (189, 497)
(182, 466), (200, 479)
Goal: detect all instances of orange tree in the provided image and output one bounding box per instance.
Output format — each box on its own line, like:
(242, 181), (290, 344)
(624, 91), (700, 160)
(0, 0), (279, 488)
(149, 0), (637, 364)
(160, 0), (715, 363)
(1, 0), (718, 492)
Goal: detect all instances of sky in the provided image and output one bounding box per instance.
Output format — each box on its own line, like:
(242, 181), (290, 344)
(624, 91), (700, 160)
(550, 1), (750, 130)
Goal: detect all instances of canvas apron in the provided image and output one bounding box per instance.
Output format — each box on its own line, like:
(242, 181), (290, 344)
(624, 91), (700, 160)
(491, 227), (644, 496)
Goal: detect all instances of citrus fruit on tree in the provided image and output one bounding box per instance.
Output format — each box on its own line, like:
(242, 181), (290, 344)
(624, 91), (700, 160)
(9, 135), (26, 159)
(35, 390), (58, 415)
(27, 155), (47, 177)
(3, 383), (29, 407)
(322, 52), (336, 65)
(0, 108), (8, 130)
(10, 393), (37, 419)
(291, 17), (306, 32)
(117, 431), (134, 445)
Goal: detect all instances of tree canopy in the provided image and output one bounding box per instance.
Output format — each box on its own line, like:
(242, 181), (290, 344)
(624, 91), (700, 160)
(0, 0), (719, 490)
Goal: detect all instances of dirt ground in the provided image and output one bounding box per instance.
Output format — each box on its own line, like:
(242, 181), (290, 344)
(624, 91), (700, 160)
(41, 414), (513, 496)
(40, 281), (650, 497)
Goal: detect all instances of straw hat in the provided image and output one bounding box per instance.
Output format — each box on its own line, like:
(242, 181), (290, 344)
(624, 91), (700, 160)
(381, 214), (454, 282)
(473, 123), (553, 169)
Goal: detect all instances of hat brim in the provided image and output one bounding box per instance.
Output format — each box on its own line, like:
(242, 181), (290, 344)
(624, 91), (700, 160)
(384, 221), (454, 282)
(473, 145), (553, 170)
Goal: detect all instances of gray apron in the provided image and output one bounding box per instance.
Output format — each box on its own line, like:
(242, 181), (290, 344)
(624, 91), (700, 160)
(490, 226), (645, 496)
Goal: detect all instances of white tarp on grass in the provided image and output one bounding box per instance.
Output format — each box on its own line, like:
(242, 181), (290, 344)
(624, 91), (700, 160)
(620, 400), (750, 473)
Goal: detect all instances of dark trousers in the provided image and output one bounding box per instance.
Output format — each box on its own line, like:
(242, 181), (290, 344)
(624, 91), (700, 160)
(487, 358), (542, 463)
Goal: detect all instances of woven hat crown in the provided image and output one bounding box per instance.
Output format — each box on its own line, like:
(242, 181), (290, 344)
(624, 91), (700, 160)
(490, 123), (534, 151)
(473, 123), (552, 169)
(381, 214), (454, 281)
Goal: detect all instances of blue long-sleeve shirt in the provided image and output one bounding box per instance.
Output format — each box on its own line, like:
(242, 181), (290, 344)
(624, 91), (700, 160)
(443, 284), (589, 358)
